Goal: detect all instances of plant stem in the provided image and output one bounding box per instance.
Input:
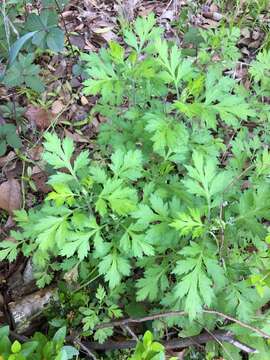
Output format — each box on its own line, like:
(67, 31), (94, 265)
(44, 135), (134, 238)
(54, 0), (76, 58)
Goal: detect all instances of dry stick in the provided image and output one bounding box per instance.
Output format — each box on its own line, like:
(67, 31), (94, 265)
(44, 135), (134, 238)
(80, 330), (257, 353)
(200, 326), (234, 360)
(95, 309), (270, 340)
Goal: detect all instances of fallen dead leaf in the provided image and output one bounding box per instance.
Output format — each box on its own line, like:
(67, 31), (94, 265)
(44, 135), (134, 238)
(0, 179), (21, 214)
(0, 151), (16, 168)
(138, 5), (155, 16)
(28, 145), (43, 162)
(81, 96), (89, 105)
(252, 30), (260, 40)
(99, 30), (117, 43)
(25, 106), (51, 130)
(64, 129), (89, 143)
(4, 216), (15, 229)
(92, 26), (114, 34)
(51, 100), (65, 116)
(31, 169), (51, 193)
(69, 34), (85, 49)
(203, 11), (223, 21)
(248, 40), (261, 49)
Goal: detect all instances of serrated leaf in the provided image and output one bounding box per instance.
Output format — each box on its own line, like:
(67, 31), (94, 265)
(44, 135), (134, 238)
(110, 149), (143, 180)
(172, 244), (216, 319)
(98, 253), (131, 288)
(47, 27), (65, 52)
(97, 178), (137, 215)
(170, 208), (205, 239)
(136, 264), (169, 301)
(183, 151), (231, 207)
(120, 223), (154, 258)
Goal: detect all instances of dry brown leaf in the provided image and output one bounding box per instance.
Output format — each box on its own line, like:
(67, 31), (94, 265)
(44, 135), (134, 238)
(28, 145), (43, 161)
(69, 35), (85, 49)
(80, 96), (89, 105)
(100, 30), (117, 42)
(92, 26), (114, 34)
(31, 169), (51, 193)
(51, 100), (65, 116)
(0, 179), (21, 214)
(64, 129), (89, 143)
(25, 106), (51, 130)
(203, 11), (223, 21)
(0, 151), (16, 168)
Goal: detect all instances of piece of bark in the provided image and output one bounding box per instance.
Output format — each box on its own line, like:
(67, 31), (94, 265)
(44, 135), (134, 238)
(8, 287), (56, 332)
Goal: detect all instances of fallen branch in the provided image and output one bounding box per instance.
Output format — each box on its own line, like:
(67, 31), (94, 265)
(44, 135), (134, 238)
(95, 309), (270, 340)
(80, 330), (257, 354)
(9, 328), (258, 355)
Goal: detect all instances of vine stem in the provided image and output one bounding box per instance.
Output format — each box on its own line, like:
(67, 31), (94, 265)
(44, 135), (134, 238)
(54, 0), (76, 58)
(95, 309), (270, 339)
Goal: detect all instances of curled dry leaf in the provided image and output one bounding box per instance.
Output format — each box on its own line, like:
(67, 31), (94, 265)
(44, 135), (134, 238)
(25, 105), (51, 130)
(0, 178), (21, 214)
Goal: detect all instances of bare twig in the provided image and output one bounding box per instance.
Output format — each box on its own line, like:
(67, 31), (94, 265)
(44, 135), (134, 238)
(200, 326), (234, 360)
(95, 309), (270, 340)
(74, 339), (98, 360)
(121, 325), (138, 340)
(9, 330), (29, 343)
(160, 0), (174, 17)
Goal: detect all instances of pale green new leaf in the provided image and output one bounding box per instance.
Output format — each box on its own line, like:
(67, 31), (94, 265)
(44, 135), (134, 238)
(155, 39), (194, 87)
(170, 208), (205, 239)
(94, 328), (113, 344)
(34, 214), (70, 252)
(0, 240), (18, 262)
(60, 232), (92, 261)
(46, 183), (74, 206)
(175, 68), (255, 129)
(74, 150), (90, 172)
(96, 178), (137, 215)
